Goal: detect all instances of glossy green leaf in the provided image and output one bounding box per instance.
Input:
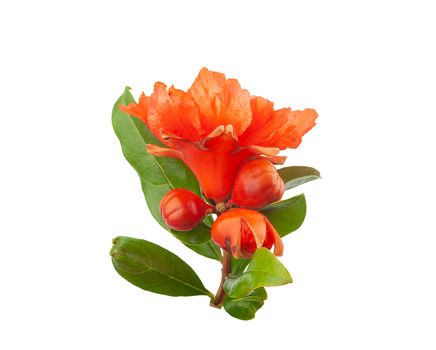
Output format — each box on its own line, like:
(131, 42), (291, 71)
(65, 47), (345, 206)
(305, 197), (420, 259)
(111, 236), (213, 297)
(224, 248), (292, 298)
(182, 240), (222, 260)
(223, 288), (267, 320)
(278, 166), (321, 190)
(112, 88), (220, 260)
(260, 194), (306, 237)
(231, 257), (250, 274)
(203, 215), (214, 227)
(171, 224), (212, 245)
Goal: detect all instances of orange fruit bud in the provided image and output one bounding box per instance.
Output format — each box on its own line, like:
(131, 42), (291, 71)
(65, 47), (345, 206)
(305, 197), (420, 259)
(230, 159), (284, 209)
(211, 208), (283, 258)
(160, 189), (213, 231)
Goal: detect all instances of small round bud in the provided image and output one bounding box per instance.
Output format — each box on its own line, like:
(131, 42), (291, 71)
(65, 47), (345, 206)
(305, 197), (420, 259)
(160, 189), (213, 231)
(230, 159), (284, 209)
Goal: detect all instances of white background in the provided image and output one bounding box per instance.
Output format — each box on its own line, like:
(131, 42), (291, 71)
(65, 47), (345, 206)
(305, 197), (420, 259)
(1, 1), (435, 349)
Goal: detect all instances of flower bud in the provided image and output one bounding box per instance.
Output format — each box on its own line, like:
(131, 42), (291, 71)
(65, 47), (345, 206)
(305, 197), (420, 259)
(230, 159), (284, 209)
(211, 208), (283, 258)
(160, 189), (213, 231)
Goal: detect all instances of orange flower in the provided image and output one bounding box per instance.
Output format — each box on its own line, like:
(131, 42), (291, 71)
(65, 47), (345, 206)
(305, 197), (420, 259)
(211, 208), (283, 258)
(120, 68), (317, 203)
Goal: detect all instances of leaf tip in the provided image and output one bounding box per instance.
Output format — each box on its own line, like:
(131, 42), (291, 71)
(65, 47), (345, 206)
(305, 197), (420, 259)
(110, 237), (122, 257)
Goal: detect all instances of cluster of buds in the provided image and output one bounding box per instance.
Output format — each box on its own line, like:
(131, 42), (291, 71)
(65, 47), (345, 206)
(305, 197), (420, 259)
(160, 158), (285, 258)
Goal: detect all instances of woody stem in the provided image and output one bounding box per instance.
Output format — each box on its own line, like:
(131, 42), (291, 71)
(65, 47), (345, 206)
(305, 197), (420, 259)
(211, 249), (232, 308)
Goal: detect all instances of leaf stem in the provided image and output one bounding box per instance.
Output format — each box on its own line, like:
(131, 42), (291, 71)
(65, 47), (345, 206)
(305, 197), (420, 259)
(210, 248), (232, 308)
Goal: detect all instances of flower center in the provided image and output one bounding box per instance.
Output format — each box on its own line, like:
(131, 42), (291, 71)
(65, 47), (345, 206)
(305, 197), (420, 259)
(215, 202), (227, 214)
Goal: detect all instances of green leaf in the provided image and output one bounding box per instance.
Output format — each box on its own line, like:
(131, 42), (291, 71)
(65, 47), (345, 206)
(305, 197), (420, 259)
(203, 215), (214, 227)
(170, 224), (213, 245)
(112, 88), (220, 260)
(224, 248), (292, 298)
(182, 240), (222, 261)
(231, 257), (250, 274)
(278, 166), (320, 190)
(111, 236), (213, 297)
(223, 288), (267, 320)
(260, 194), (306, 237)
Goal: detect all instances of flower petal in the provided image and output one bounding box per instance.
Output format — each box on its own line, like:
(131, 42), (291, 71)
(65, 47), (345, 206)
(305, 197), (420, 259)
(189, 68), (252, 136)
(263, 218), (284, 256)
(148, 83), (202, 142)
(239, 96), (318, 150)
(241, 212), (267, 248)
(119, 92), (149, 123)
(239, 96), (275, 139)
(284, 108), (318, 148)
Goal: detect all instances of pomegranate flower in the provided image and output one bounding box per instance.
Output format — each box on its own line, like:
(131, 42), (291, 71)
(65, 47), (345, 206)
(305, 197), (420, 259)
(119, 68), (317, 203)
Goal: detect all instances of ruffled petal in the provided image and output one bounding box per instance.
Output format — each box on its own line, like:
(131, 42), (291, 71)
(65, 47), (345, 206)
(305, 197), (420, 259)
(239, 96), (318, 150)
(148, 82), (202, 142)
(118, 92), (149, 123)
(239, 96), (275, 140)
(284, 108), (318, 148)
(189, 68), (252, 136)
